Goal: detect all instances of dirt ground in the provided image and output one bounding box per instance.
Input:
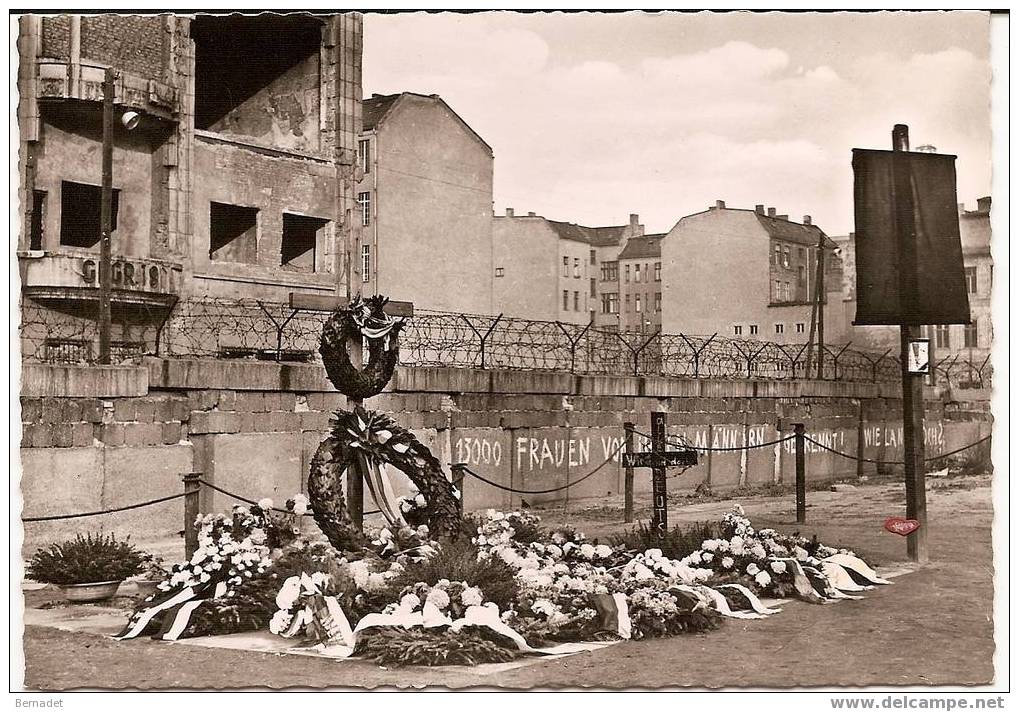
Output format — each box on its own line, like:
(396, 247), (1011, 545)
(19, 474), (997, 690)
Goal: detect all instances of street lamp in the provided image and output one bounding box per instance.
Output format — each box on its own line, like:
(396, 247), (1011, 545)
(98, 68), (139, 364)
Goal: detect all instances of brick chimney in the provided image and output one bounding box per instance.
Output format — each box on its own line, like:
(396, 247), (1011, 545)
(767, 207), (776, 217)
(977, 196), (991, 213)
(505, 208), (514, 217)
(714, 200), (726, 210)
(755, 204), (765, 214)
(527, 211), (536, 217)
(629, 213), (644, 237)
(803, 215), (812, 225)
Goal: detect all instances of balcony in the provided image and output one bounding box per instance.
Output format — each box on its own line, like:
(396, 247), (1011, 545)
(35, 61), (178, 120)
(18, 250), (182, 307)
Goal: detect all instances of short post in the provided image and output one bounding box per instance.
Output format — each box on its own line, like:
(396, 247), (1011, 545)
(451, 463), (466, 516)
(182, 472), (201, 558)
(794, 423), (806, 524)
(623, 421), (635, 523)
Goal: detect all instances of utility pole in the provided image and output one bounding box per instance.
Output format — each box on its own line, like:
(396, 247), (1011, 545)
(892, 124), (928, 563)
(98, 67), (115, 364)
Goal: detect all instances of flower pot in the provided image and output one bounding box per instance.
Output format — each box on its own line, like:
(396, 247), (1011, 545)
(60, 580), (123, 603)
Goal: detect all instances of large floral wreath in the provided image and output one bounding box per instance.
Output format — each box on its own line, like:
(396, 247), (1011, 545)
(309, 407), (463, 550)
(320, 295), (404, 400)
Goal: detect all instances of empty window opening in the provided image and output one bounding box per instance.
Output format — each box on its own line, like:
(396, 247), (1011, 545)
(60, 181), (119, 249)
(281, 213), (326, 272)
(191, 15), (323, 142)
(29, 190), (46, 250)
(210, 202), (258, 264)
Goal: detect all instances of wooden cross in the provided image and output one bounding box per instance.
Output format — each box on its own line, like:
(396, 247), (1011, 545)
(289, 292), (414, 530)
(621, 412), (698, 539)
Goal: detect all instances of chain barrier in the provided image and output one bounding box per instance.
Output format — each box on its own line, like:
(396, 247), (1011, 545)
(21, 492), (186, 522)
(197, 478), (381, 517)
(802, 434), (992, 466)
(458, 441), (626, 495)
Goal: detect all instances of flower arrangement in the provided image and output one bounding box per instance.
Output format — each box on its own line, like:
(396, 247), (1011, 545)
(118, 498), (886, 665)
(28, 532), (145, 587)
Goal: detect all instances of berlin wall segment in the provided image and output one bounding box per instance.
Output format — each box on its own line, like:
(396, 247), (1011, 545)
(19, 359), (987, 550)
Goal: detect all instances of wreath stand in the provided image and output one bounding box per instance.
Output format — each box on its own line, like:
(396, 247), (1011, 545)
(307, 295), (463, 551)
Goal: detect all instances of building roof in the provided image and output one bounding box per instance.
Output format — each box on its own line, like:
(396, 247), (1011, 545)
(361, 92), (492, 152)
(677, 204), (837, 249)
(754, 213), (835, 249)
(616, 234), (664, 261)
(361, 93), (401, 131)
(546, 220), (628, 246)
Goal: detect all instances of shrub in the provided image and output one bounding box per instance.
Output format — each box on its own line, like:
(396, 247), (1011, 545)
(610, 520), (724, 561)
(384, 537), (519, 610)
(28, 533), (145, 586)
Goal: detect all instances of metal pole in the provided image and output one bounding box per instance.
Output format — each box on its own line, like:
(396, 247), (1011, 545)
(650, 412), (668, 541)
(816, 244), (826, 379)
(892, 123), (928, 564)
(182, 472), (201, 558)
(450, 463), (466, 518)
(623, 421), (635, 523)
(98, 67), (116, 364)
(794, 423), (806, 524)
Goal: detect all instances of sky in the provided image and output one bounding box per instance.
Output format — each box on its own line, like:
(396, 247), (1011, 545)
(362, 11), (992, 236)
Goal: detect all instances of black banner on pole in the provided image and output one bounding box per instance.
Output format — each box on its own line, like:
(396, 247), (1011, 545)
(852, 149), (970, 326)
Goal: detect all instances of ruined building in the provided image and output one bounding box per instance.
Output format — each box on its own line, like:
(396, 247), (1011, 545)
(16, 13), (363, 362)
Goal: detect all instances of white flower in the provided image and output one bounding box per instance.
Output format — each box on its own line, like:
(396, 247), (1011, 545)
(546, 544), (563, 559)
(257, 497), (274, 511)
(770, 561), (787, 574)
(793, 546), (810, 561)
(645, 548), (663, 560)
(269, 609), (293, 635)
(400, 593), (421, 610)
(746, 563), (760, 576)
(595, 544), (613, 558)
(425, 588), (451, 609)
(249, 528), (267, 545)
(414, 493), (427, 507)
(275, 576), (302, 610)
(751, 544), (767, 560)
(754, 571), (772, 588)
(701, 552), (714, 563)
(579, 543), (596, 559)
(702, 539), (719, 552)
(531, 598), (557, 617)
(460, 586), (484, 607)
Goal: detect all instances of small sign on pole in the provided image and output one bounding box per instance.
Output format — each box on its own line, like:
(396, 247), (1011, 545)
(906, 338), (931, 375)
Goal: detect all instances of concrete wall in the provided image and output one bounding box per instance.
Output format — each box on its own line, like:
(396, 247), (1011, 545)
(19, 359), (992, 556)
(371, 95), (494, 314)
(492, 215), (558, 322)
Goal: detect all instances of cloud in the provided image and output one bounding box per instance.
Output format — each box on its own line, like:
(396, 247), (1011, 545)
(363, 16), (991, 235)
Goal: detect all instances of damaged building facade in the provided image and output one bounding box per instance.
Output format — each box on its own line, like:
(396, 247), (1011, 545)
(16, 13), (363, 362)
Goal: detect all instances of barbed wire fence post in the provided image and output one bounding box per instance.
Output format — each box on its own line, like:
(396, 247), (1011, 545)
(554, 319), (593, 374)
(460, 313), (503, 369)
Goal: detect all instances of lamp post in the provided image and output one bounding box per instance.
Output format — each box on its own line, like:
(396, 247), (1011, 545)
(98, 67), (115, 364)
(97, 68), (139, 364)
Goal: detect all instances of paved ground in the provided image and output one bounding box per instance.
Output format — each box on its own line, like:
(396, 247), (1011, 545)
(19, 474), (996, 690)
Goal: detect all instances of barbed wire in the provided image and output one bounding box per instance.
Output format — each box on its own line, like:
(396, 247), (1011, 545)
(21, 295), (992, 387)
